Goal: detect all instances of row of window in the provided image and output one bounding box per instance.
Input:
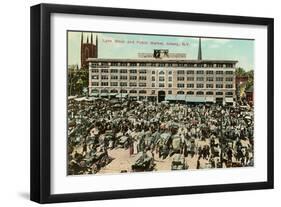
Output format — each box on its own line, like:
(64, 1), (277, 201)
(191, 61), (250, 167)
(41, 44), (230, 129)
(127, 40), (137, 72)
(91, 89), (233, 96)
(92, 69), (147, 73)
(92, 75), (233, 82)
(92, 82), (233, 88)
(92, 75), (147, 80)
(177, 70), (233, 75)
(177, 77), (233, 81)
(92, 82), (147, 87)
(91, 62), (235, 68)
(179, 83), (233, 88)
(91, 69), (234, 75)
(176, 91), (233, 96)
(95, 89), (147, 94)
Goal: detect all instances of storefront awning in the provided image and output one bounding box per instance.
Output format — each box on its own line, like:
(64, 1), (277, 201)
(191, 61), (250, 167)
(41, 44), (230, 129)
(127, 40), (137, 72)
(176, 95), (186, 101)
(165, 95), (177, 101)
(165, 95), (186, 101)
(205, 96), (215, 102)
(185, 96), (205, 103)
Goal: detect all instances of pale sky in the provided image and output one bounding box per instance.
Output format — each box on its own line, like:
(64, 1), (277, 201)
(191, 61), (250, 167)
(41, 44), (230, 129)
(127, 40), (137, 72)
(68, 31), (254, 71)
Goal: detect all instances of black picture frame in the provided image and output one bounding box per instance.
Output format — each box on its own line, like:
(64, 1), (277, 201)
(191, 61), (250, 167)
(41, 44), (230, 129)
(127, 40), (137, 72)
(30, 3), (274, 204)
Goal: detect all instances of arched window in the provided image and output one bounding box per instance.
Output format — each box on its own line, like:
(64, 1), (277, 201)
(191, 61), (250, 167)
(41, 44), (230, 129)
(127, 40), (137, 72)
(186, 91), (194, 95)
(177, 91), (185, 94)
(206, 91), (214, 95)
(159, 70), (165, 75)
(196, 91), (204, 95)
(129, 90), (137, 94)
(111, 89), (118, 93)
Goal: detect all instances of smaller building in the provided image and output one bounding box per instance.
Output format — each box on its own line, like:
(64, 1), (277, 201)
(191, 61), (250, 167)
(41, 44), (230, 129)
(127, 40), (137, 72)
(236, 76), (248, 86)
(245, 86), (254, 105)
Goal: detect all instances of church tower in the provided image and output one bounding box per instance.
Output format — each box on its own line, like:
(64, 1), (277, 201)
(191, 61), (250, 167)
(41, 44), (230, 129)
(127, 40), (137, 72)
(80, 33), (98, 69)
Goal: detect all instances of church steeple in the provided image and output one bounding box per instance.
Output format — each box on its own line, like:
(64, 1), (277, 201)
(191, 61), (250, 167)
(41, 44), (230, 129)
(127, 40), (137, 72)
(198, 37), (202, 60)
(81, 32), (98, 69)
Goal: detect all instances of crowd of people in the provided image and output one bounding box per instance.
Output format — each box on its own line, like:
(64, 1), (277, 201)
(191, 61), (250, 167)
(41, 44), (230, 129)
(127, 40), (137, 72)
(67, 97), (254, 175)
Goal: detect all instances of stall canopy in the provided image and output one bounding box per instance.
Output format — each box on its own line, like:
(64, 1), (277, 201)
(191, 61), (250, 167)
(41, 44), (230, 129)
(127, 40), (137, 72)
(68, 95), (77, 100)
(86, 97), (98, 101)
(100, 93), (109, 97)
(225, 97), (234, 103)
(74, 97), (87, 102)
(91, 91), (99, 97)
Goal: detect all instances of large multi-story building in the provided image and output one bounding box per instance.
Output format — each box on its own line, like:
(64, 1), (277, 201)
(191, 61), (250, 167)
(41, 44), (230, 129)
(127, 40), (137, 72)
(88, 38), (237, 105)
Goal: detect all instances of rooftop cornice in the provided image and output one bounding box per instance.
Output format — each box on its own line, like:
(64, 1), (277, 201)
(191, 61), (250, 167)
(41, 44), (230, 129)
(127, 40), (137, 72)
(87, 58), (238, 64)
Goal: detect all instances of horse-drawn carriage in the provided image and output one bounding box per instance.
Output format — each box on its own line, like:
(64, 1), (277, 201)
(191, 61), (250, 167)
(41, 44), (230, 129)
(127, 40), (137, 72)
(157, 133), (172, 159)
(169, 123), (179, 135)
(96, 130), (112, 148)
(185, 138), (196, 157)
(227, 161), (243, 168)
(170, 135), (183, 155)
(210, 143), (221, 158)
(84, 150), (112, 174)
(68, 149), (112, 175)
(171, 154), (188, 170)
(117, 136), (130, 148)
(131, 152), (155, 172)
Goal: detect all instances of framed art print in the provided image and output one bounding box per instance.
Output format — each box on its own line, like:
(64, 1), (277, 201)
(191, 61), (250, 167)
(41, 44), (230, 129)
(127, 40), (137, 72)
(30, 3), (274, 203)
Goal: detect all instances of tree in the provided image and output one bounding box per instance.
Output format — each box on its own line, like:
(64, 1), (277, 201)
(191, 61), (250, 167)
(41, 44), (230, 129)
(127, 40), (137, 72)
(235, 67), (254, 102)
(245, 70), (254, 91)
(67, 65), (89, 96)
(235, 67), (246, 76)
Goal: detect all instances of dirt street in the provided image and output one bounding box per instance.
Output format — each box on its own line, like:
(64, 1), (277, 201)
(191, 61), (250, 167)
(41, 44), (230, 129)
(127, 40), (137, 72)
(98, 147), (209, 174)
